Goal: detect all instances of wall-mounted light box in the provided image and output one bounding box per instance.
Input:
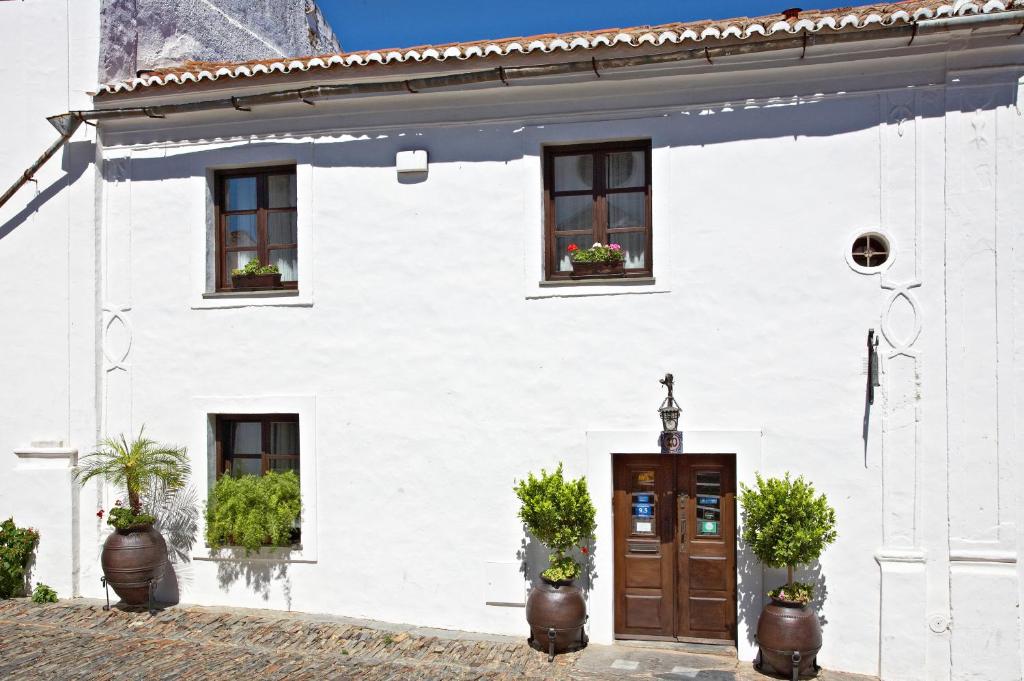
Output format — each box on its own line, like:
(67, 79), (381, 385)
(396, 150), (428, 174)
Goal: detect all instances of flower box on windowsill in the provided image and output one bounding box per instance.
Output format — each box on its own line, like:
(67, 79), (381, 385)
(231, 272), (283, 291)
(569, 260), (625, 279)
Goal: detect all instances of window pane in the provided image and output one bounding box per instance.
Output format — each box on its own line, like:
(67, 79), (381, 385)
(225, 214), (257, 247)
(553, 154), (593, 192)
(268, 174), (297, 208)
(269, 457), (299, 474)
(225, 250), (258, 275)
(225, 176), (257, 211)
(270, 248), (297, 281)
(231, 422), (262, 454)
(607, 151), (645, 188)
(608, 191), (645, 228)
(555, 195), (594, 230)
(610, 232), (646, 269)
(555, 235), (591, 272)
(230, 457), (262, 477)
(268, 212), (297, 244)
(695, 471), (722, 536)
(271, 422), (299, 454)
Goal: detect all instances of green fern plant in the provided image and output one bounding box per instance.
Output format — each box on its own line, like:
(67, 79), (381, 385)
(73, 428), (190, 515)
(739, 472), (837, 600)
(205, 471), (301, 553)
(514, 463), (596, 583)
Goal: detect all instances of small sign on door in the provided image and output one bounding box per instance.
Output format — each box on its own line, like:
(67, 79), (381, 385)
(698, 520), (719, 535)
(633, 504), (653, 517)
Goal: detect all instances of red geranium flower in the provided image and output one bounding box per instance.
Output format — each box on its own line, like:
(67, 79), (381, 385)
(567, 244), (579, 252)
(96, 509), (104, 519)
(580, 546), (588, 555)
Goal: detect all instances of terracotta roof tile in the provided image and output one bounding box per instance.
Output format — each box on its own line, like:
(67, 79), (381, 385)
(100, 0), (1023, 93)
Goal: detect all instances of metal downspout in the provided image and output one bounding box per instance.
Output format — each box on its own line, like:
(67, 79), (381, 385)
(0, 112), (83, 208)
(0, 113), (83, 211)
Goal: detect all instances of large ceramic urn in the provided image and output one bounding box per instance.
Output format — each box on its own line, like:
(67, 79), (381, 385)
(525, 577), (587, 661)
(101, 525), (168, 605)
(755, 597), (822, 678)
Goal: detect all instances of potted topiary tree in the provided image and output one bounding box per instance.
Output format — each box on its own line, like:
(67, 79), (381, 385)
(740, 472), (837, 679)
(73, 429), (190, 609)
(514, 463), (596, 661)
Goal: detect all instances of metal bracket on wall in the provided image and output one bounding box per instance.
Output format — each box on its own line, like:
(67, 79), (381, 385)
(867, 328), (880, 405)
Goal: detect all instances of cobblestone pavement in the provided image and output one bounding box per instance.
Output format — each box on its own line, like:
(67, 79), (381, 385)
(0, 599), (877, 680)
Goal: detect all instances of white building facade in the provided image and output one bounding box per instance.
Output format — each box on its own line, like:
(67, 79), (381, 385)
(1, 2), (1023, 679)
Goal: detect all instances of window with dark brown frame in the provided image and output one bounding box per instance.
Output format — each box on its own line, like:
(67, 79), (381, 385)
(544, 141), (652, 280)
(214, 414), (300, 479)
(215, 166), (298, 291)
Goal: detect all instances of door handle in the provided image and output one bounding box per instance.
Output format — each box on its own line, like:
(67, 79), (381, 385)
(678, 493), (688, 549)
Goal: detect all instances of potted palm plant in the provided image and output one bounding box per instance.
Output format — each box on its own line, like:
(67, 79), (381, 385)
(567, 242), (625, 278)
(514, 463), (596, 661)
(73, 429), (190, 608)
(740, 473), (837, 679)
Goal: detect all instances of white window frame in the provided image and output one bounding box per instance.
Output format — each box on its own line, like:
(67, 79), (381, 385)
(175, 140), (315, 309)
(191, 395), (318, 563)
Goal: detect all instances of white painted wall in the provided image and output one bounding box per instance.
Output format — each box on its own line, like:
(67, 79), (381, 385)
(0, 0), (100, 599)
(0, 10), (1021, 681)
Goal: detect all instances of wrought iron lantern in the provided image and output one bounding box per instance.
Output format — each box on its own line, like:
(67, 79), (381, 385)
(658, 373), (683, 454)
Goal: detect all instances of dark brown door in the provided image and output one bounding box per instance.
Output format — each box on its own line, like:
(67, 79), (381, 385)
(676, 455), (736, 642)
(613, 454), (736, 643)
(612, 455), (674, 638)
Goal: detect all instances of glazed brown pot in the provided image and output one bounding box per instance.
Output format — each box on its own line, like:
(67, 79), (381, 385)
(525, 577), (587, 660)
(755, 597), (822, 678)
(231, 272), (283, 290)
(569, 260), (625, 278)
(100, 525), (168, 605)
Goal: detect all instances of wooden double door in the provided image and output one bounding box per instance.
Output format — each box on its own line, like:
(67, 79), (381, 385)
(613, 454), (736, 642)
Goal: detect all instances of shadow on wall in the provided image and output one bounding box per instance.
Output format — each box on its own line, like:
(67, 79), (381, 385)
(215, 556), (291, 609)
(0, 140), (94, 242)
(803, 562), (830, 629)
(517, 529), (597, 597)
(105, 82), (1022, 181)
(150, 482), (200, 604)
(736, 538), (762, 649)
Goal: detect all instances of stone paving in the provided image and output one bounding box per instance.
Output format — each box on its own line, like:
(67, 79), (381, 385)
(0, 599), (878, 680)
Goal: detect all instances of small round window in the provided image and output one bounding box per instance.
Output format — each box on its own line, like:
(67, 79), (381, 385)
(851, 233), (890, 269)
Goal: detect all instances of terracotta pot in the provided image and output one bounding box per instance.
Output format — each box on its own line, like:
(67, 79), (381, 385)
(231, 272), (283, 290)
(755, 597), (822, 678)
(569, 260), (625, 278)
(100, 525), (167, 605)
(526, 576), (587, 660)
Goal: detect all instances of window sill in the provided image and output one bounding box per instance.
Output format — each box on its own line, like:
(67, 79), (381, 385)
(527, 275), (667, 299)
(539, 277), (656, 288)
(194, 545), (314, 563)
(192, 289), (312, 309)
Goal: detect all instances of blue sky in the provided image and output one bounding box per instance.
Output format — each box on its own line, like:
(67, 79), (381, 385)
(320, 1), (790, 52)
